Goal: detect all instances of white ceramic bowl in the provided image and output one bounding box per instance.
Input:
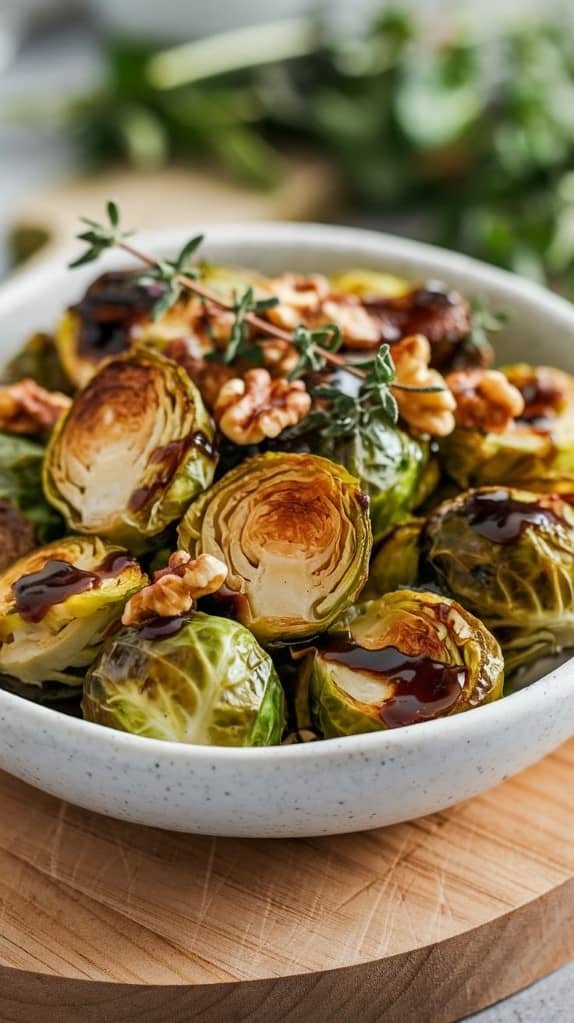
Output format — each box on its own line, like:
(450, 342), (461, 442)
(1, 222), (574, 837)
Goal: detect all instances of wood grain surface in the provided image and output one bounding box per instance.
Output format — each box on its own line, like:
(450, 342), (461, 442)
(0, 739), (572, 1022)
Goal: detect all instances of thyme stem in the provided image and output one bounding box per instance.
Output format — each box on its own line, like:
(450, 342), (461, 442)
(117, 237), (366, 380)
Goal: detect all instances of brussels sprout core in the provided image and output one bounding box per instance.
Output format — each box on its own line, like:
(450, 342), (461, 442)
(179, 451), (372, 642)
(308, 589), (504, 737)
(84, 612), (285, 746)
(0, 535), (146, 687)
(44, 348), (216, 548)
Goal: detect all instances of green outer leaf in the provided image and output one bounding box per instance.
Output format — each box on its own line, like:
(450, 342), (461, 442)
(424, 487), (574, 668)
(83, 612), (285, 746)
(0, 432), (64, 546)
(313, 410), (432, 543)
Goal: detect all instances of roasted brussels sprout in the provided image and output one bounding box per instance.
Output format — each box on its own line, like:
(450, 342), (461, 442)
(44, 348), (216, 549)
(55, 270), (215, 388)
(313, 410), (437, 543)
(363, 518), (423, 599)
(353, 281), (473, 368)
(330, 269), (409, 299)
(440, 364), (574, 494)
(179, 452), (372, 642)
(83, 612), (285, 745)
(0, 432), (63, 569)
(0, 535), (146, 687)
(305, 589), (503, 737)
(422, 487), (574, 671)
(1, 333), (72, 393)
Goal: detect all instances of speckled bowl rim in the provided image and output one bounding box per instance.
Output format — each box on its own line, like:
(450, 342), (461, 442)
(1, 220), (573, 764)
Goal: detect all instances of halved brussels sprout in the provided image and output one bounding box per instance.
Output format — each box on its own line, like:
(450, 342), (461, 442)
(313, 410), (436, 543)
(44, 348), (216, 549)
(83, 611), (285, 746)
(56, 270), (213, 388)
(178, 452), (372, 642)
(440, 364), (574, 494)
(330, 269), (409, 299)
(1, 332), (72, 394)
(423, 487), (574, 671)
(305, 589), (503, 737)
(0, 432), (63, 569)
(349, 281), (473, 367)
(0, 535), (146, 687)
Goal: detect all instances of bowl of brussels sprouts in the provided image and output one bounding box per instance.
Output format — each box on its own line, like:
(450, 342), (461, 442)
(0, 218), (573, 837)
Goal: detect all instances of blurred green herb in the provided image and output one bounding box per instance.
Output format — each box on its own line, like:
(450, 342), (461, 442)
(8, 12), (574, 294)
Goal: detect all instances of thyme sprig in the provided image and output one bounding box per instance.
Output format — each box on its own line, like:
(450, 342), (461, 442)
(69, 202), (367, 383)
(69, 203), (447, 428)
(288, 323), (342, 380)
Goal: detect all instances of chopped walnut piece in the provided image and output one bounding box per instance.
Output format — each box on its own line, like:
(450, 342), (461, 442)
(0, 379), (71, 436)
(447, 368), (525, 433)
(316, 295), (381, 349)
(266, 273), (330, 330)
(260, 338), (299, 377)
(391, 335), (456, 437)
(214, 368), (311, 445)
(122, 552), (227, 626)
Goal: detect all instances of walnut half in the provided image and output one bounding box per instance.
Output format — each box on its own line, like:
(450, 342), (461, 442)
(446, 368), (525, 433)
(122, 552), (227, 626)
(391, 335), (456, 437)
(214, 368), (311, 445)
(0, 379), (71, 436)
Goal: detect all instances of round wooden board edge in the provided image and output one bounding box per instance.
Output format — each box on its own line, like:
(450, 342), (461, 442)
(1, 877), (572, 1023)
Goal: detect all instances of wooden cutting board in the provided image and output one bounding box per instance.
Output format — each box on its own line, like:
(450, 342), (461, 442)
(0, 738), (572, 1022)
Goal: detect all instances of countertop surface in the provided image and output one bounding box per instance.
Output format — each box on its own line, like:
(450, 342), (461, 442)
(0, 19), (572, 1023)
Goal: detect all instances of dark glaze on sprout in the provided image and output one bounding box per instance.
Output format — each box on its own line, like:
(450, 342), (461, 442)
(363, 282), (470, 344)
(319, 635), (467, 727)
(12, 552), (137, 623)
(200, 585), (249, 622)
(465, 490), (568, 545)
(129, 431), (216, 514)
(137, 614), (187, 640)
(72, 271), (166, 362)
(515, 373), (564, 431)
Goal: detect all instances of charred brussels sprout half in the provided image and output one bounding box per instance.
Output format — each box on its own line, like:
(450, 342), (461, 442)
(313, 410), (436, 543)
(0, 432), (63, 569)
(0, 535), (146, 688)
(83, 612), (285, 746)
(305, 589), (503, 737)
(55, 271), (191, 388)
(423, 487), (574, 671)
(44, 348), (216, 549)
(179, 452), (372, 642)
(440, 364), (574, 494)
